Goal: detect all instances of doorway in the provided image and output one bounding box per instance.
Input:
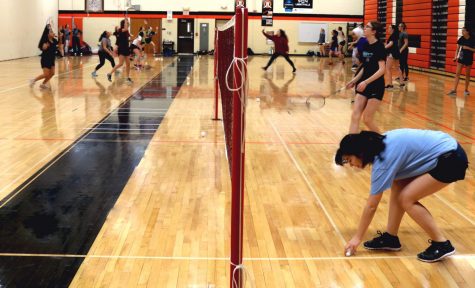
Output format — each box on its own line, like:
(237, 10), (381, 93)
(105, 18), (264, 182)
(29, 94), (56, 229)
(177, 19), (194, 54)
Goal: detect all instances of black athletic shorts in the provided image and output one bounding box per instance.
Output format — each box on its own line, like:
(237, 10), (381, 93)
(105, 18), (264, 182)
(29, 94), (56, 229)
(429, 144), (468, 183)
(388, 50), (400, 60)
(355, 78), (385, 100)
(457, 58), (473, 66)
(339, 40), (346, 46)
(41, 57), (55, 69)
(118, 47), (130, 56)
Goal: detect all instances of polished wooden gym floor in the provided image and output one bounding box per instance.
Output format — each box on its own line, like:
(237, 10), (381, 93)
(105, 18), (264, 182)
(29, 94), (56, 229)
(0, 54), (473, 287)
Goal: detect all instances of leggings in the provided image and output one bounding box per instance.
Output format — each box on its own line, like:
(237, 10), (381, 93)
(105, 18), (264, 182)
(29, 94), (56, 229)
(95, 51), (115, 71)
(264, 53), (296, 70)
(399, 49), (409, 77)
(72, 36), (80, 54)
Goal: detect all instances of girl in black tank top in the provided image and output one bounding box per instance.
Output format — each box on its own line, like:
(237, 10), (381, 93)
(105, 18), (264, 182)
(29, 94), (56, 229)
(108, 19), (133, 84)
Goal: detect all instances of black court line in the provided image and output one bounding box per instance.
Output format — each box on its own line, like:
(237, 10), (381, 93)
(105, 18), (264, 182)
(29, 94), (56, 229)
(0, 56), (194, 287)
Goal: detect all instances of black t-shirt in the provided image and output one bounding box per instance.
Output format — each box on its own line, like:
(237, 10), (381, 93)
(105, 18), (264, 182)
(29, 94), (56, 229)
(331, 35), (338, 49)
(361, 40), (386, 82)
(457, 36), (475, 62)
(117, 30), (130, 50)
(41, 38), (58, 60)
(386, 33), (399, 55)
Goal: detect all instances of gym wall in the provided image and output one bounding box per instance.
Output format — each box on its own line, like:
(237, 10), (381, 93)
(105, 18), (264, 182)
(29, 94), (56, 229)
(59, 0), (363, 55)
(0, 0), (58, 61)
(364, 0), (474, 77)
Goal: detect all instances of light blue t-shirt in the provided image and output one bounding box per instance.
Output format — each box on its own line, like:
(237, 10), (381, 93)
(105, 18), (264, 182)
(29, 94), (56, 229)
(370, 129), (457, 195)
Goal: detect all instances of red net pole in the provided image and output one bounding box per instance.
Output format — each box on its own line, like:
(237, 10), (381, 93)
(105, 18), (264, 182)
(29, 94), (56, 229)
(230, 7), (248, 288)
(213, 28), (219, 120)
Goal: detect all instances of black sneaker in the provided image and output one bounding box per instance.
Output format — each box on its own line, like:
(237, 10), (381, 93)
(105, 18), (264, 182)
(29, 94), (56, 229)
(363, 231), (402, 251)
(417, 240), (455, 263)
(107, 73), (112, 82)
(403, 77), (409, 82)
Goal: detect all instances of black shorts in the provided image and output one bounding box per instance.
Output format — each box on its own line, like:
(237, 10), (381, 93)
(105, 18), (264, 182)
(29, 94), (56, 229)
(429, 144), (468, 183)
(388, 50), (400, 60)
(339, 40), (346, 46)
(355, 79), (385, 100)
(41, 57), (55, 69)
(145, 38), (152, 44)
(457, 58), (473, 66)
(118, 46), (130, 56)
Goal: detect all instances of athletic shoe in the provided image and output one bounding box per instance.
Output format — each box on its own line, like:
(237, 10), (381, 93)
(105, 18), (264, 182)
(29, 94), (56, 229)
(351, 67), (358, 72)
(447, 90), (457, 96)
(464, 90), (470, 96)
(39, 84), (50, 90)
(385, 85), (394, 89)
(91, 71), (98, 78)
(395, 77), (400, 81)
(107, 73), (112, 82)
(417, 240), (455, 262)
(126, 78), (133, 84)
(403, 77), (409, 82)
(363, 231), (402, 251)
(29, 79), (35, 88)
(399, 82), (405, 87)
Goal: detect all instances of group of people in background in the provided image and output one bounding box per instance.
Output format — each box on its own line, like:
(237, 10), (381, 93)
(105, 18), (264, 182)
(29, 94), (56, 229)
(30, 18), (161, 89)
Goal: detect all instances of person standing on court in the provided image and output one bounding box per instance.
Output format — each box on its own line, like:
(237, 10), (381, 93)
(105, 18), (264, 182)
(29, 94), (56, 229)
(261, 29), (297, 73)
(72, 24), (82, 56)
(63, 24), (70, 56)
(384, 25), (399, 89)
(108, 18), (133, 84)
(317, 28), (326, 57)
(328, 30), (339, 65)
(91, 31), (115, 78)
(335, 129), (468, 262)
(345, 21), (386, 133)
(30, 25), (58, 89)
(398, 22), (409, 85)
(447, 27), (474, 96)
(337, 26), (346, 63)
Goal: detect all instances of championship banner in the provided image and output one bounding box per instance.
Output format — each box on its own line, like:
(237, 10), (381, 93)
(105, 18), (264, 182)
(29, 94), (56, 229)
(262, 0), (273, 26)
(236, 0), (246, 8)
(293, 0), (312, 9)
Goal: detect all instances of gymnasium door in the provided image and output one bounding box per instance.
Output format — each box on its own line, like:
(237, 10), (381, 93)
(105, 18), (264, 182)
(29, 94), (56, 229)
(177, 19), (194, 54)
(199, 23), (209, 51)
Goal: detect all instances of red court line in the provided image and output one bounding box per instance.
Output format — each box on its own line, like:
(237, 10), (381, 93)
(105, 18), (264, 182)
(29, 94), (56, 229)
(382, 99), (475, 141)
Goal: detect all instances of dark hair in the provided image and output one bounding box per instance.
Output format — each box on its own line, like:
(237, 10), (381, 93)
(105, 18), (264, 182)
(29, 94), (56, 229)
(38, 25), (51, 50)
(99, 31), (108, 41)
(120, 19), (126, 29)
(338, 26), (342, 31)
(462, 26), (472, 36)
(369, 21), (383, 39)
(279, 29), (288, 40)
(335, 131), (386, 167)
(389, 24), (398, 40)
(332, 30), (338, 36)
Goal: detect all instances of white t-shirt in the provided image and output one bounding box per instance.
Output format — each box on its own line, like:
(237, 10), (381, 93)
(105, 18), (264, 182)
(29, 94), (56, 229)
(337, 30), (345, 43)
(132, 35), (142, 46)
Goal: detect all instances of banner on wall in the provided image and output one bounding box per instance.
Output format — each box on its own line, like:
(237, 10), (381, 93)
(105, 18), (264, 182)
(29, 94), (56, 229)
(284, 0), (313, 12)
(262, 0), (273, 26)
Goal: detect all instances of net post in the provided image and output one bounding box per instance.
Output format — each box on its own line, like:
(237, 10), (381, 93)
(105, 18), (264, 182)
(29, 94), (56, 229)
(230, 7), (248, 288)
(213, 28), (219, 120)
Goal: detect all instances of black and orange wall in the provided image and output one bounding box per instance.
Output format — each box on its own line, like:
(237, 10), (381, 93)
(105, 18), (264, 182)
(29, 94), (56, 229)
(364, 0), (474, 76)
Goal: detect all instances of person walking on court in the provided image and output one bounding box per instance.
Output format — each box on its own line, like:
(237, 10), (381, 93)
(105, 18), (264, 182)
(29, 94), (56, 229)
(345, 21), (386, 133)
(397, 22), (409, 84)
(447, 27), (474, 96)
(91, 31), (115, 78)
(384, 25), (399, 89)
(108, 18), (133, 84)
(261, 29), (296, 73)
(335, 129), (468, 262)
(30, 25), (58, 89)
